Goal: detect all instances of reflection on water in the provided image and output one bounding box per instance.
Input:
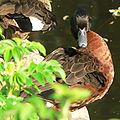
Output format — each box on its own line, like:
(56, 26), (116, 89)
(30, 0), (120, 119)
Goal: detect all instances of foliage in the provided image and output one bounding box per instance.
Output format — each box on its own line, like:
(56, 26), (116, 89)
(0, 35), (66, 97)
(109, 7), (120, 16)
(52, 84), (91, 120)
(0, 27), (91, 120)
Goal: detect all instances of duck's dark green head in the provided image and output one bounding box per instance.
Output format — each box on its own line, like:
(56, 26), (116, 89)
(70, 7), (91, 48)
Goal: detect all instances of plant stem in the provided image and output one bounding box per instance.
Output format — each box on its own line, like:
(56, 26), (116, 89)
(60, 100), (71, 120)
(8, 89), (13, 96)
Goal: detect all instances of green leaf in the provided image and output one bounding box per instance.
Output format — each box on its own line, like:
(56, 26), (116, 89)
(0, 62), (4, 72)
(15, 103), (35, 120)
(15, 75), (24, 86)
(28, 62), (37, 73)
(26, 77), (33, 86)
(33, 42), (46, 56)
(36, 61), (46, 72)
(0, 75), (4, 84)
(70, 88), (91, 101)
(32, 72), (45, 86)
(7, 95), (23, 105)
(12, 47), (22, 62)
(33, 84), (41, 93)
(5, 62), (15, 74)
(3, 48), (12, 62)
(0, 26), (5, 39)
(27, 96), (46, 119)
(0, 93), (6, 103)
(46, 60), (62, 67)
(0, 40), (16, 47)
(53, 67), (66, 81)
(23, 89), (36, 96)
(0, 34), (5, 40)
(42, 70), (55, 83)
(0, 46), (5, 54)
(27, 96), (60, 120)
(9, 74), (14, 86)
(52, 84), (91, 102)
(29, 113), (39, 120)
(27, 96), (45, 109)
(26, 41), (46, 56)
(12, 37), (22, 46)
(15, 72), (27, 85)
(17, 45), (29, 54)
(0, 26), (4, 35)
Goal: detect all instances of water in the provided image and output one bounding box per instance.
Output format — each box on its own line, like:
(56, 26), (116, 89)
(30, 0), (120, 119)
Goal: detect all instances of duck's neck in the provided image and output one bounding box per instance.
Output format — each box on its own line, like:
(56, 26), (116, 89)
(87, 31), (112, 66)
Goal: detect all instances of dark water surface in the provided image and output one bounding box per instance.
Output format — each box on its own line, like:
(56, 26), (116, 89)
(30, 0), (120, 119)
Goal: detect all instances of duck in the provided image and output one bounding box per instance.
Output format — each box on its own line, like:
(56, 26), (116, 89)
(21, 7), (114, 111)
(0, 0), (56, 38)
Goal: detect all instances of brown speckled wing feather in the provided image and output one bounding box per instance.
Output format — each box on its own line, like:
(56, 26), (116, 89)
(0, 0), (56, 31)
(16, 0), (56, 31)
(20, 46), (107, 109)
(39, 47), (106, 109)
(45, 47), (106, 89)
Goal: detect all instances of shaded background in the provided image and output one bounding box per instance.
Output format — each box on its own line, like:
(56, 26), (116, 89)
(30, 0), (120, 119)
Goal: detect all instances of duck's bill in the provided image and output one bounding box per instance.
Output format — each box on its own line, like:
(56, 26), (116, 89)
(77, 28), (87, 48)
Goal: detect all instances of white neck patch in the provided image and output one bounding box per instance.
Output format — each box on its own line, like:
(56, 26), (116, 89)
(29, 16), (44, 31)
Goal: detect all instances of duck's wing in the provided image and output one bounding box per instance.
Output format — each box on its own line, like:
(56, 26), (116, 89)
(20, 47), (106, 109)
(15, 0), (56, 31)
(42, 47), (107, 109)
(0, 0), (52, 15)
(0, 1), (15, 15)
(0, 0), (56, 31)
(45, 47), (106, 89)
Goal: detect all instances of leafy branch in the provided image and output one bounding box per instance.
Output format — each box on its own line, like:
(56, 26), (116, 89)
(0, 26), (91, 120)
